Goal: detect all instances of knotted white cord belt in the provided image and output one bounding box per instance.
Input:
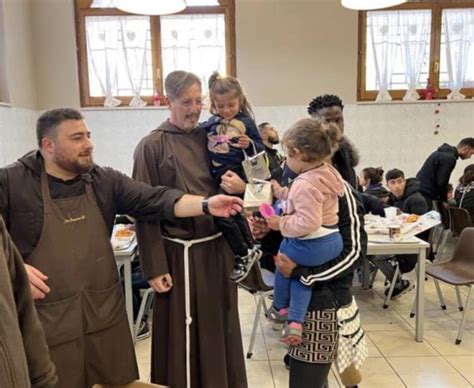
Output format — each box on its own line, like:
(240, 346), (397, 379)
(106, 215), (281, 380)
(163, 233), (222, 388)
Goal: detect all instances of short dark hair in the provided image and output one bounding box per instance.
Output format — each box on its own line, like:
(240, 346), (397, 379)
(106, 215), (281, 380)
(458, 137), (474, 148)
(258, 122), (270, 132)
(307, 94), (344, 115)
(386, 168), (405, 182)
(36, 108), (83, 147)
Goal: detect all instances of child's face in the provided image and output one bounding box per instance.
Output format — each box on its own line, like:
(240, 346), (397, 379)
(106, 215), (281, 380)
(214, 93), (241, 120)
(285, 149), (306, 175)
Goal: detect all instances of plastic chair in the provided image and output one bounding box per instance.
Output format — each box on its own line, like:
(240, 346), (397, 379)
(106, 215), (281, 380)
(238, 262), (275, 359)
(448, 206), (472, 238)
(414, 228), (474, 344)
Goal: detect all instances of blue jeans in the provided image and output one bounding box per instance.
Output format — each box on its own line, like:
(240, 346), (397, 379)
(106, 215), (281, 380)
(273, 232), (343, 324)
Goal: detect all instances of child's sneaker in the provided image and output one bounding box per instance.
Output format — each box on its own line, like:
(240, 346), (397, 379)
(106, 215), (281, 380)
(230, 247), (262, 282)
(280, 322), (303, 346)
(265, 305), (288, 324)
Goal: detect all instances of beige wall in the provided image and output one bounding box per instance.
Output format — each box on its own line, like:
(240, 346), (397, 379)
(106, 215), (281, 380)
(17, 0), (359, 109)
(32, 0), (80, 110)
(2, 0), (38, 109)
(236, 0), (359, 106)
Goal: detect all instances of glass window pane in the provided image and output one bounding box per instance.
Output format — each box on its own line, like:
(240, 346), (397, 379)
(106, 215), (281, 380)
(160, 14), (226, 94)
(90, 0), (115, 8)
(85, 15), (154, 97)
(365, 9), (431, 91)
(440, 8), (474, 89)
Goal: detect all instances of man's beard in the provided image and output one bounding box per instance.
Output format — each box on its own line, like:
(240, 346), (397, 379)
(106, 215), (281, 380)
(54, 150), (93, 175)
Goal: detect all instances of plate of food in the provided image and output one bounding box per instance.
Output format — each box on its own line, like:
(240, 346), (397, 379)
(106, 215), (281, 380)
(112, 224), (135, 250)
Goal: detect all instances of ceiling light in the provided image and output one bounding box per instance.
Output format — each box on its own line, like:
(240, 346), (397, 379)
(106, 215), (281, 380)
(113, 0), (186, 15)
(341, 0), (407, 11)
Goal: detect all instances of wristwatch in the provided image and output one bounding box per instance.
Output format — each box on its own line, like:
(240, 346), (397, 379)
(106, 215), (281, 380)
(202, 198), (210, 215)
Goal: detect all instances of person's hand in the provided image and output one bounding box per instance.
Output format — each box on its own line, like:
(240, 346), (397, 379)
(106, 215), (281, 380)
(149, 274), (173, 293)
(238, 134), (251, 149)
(249, 216), (270, 239)
(267, 215), (281, 231)
(275, 253), (297, 278)
(24, 264), (50, 300)
(271, 180), (283, 199)
(220, 170), (246, 195)
(208, 195), (243, 217)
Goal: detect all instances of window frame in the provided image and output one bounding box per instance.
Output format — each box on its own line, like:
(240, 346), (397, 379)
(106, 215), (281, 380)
(357, 0), (474, 101)
(74, 0), (236, 107)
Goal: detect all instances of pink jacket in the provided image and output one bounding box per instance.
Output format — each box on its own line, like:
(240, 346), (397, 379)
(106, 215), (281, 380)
(279, 163), (344, 238)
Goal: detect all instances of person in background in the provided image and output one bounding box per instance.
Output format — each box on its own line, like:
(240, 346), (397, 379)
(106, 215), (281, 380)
(372, 168), (429, 299)
(455, 164), (474, 224)
(201, 71), (264, 282)
(0, 216), (57, 388)
(133, 71), (247, 388)
(447, 183), (456, 206)
(258, 122), (285, 183)
(307, 94), (360, 189)
(416, 137), (474, 207)
(359, 167), (390, 201)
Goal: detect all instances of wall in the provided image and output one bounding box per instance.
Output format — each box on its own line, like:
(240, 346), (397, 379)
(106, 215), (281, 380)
(2, 0), (37, 109)
(236, 0), (358, 106)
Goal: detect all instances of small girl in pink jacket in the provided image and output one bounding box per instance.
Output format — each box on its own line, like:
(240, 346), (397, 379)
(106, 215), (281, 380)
(267, 117), (344, 345)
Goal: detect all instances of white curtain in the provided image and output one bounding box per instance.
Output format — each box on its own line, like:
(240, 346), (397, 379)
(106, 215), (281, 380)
(120, 17), (149, 107)
(368, 11), (400, 101)
(160, 14), (226, 96)
(443, 8), (474, 100)
(86, 17), (121, 107)
(400, 10), (431, 101)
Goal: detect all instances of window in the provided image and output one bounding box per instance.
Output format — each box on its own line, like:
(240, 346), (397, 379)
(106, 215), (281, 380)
(358, 1), (474, 101)
(75, 0), (235, 107)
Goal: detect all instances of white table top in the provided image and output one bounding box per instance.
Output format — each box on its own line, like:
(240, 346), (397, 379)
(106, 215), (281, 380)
(367, 236), (430, 255)
(114, 238), (138, 257)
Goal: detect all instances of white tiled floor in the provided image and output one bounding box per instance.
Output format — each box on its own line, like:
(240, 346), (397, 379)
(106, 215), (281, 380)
(135, 257), (473, 387)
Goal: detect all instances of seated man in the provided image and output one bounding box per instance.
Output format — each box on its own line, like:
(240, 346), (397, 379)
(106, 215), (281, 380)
(372, 168), (429, 299)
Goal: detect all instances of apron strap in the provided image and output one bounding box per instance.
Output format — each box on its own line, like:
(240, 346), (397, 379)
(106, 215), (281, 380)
(163, 233), (221, 388)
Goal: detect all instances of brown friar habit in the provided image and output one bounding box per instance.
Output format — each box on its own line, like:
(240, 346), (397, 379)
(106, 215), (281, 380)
(133, 120), (248, 388)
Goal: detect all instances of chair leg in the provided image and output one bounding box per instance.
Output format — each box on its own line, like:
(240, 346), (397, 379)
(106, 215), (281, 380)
(456, 286), (472, 345)
(134, 288), (154, 340)
(410, 295), (417, 318)
(436, 230), (450, 261)
(455, 286), (464, 312)
(433, 279), (447, 310)
(247, 290), (272, 359)
(369, 268), (379, 289)
(384, 263), (400, 309)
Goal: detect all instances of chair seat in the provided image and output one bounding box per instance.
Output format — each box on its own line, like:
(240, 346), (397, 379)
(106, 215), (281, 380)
(427, 262), (474, 286)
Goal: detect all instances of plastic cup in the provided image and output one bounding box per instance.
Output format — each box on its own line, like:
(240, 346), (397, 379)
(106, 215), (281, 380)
(259, 203), (275, 219)
(384, 207), (397, 219)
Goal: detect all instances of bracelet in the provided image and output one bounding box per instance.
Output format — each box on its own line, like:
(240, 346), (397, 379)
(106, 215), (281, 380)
(202, 198), (210, 215)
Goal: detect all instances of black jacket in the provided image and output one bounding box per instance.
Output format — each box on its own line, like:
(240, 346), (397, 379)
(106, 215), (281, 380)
(455, 182), (474, 224)
(416, 143), (459, 202)
(361, 193), (387, 216)
(332, 137), (359, 190)
(364, 183), (390, 199)
(388, 178), (429, 215)
(264, 146), (284, 184)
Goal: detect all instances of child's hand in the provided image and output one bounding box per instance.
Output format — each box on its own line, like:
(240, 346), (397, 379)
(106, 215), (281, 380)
(271, 180), (283, 199)
(267, 215), (281, 231)
(238, 134), (251, 149)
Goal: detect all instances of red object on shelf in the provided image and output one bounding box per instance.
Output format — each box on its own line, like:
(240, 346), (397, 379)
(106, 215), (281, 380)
(153, 90), (161, 106)
(424, 78), (434, 100)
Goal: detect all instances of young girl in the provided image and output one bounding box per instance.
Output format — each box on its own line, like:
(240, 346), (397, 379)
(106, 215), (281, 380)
(359, 167), (390, 201)
(267, 117), (344, 345)
(202, 72), (264, 282)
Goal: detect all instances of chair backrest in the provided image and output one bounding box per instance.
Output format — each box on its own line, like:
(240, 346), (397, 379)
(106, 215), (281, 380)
(451, 227), (474, 265)
(448, 206), (472, 237)
(433, 200), (450, 229)
(238, 262), (274, 293)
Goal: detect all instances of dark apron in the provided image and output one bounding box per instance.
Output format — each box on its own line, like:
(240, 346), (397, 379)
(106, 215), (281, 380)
(27, 169), (138, 388)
